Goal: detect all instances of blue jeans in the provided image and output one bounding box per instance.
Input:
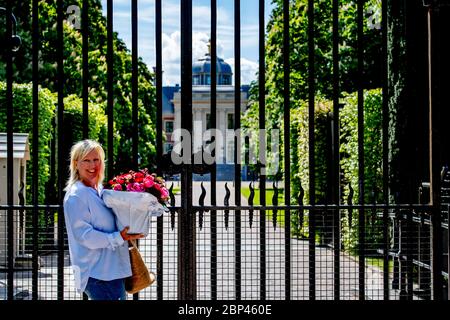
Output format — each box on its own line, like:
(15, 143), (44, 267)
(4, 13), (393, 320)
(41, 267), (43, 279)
(84, 277), (126, 300)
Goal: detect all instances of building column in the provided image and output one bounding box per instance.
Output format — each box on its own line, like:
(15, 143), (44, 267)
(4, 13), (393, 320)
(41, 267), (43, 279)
(193, 109), (202, 153)
(174, 105), (181, 145)
(218, 109), (226, 164)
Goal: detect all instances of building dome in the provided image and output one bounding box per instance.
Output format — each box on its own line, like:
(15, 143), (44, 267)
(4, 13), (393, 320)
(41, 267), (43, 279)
(192, 51), (233, 86)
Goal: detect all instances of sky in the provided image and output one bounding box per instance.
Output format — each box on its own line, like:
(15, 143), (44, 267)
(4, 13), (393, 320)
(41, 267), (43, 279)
(100, 0), (275, 86)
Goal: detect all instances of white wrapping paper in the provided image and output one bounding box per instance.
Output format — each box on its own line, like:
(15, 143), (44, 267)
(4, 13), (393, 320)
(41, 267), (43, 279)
(102, 189), (166, 236)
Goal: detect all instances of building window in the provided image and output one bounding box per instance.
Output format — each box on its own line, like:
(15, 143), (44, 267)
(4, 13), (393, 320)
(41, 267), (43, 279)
(164, 143), (173, 153)
(222, 75), (231, 85)
(205, 75), (211, 85)
(227, 113), (234, 129)
(165, 121), (174, 133)
(193, 75), (200, 85)
(206, 113), (211, 130)
(227, 143), (234, 164)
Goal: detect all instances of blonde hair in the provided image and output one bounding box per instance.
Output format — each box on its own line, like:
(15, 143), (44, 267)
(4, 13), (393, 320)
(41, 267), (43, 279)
(65, 139), (106, 191)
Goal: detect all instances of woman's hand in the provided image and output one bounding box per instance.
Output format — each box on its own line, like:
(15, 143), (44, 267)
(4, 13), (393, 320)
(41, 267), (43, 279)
(120, 226), (145, 241)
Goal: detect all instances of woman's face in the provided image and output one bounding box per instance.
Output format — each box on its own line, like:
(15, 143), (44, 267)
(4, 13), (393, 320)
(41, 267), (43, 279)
(77, 149), (101, 187)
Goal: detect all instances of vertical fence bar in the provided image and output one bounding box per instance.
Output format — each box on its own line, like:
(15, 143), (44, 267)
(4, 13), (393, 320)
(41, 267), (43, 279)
(442, 186), (450, 300)
(406, 209), (413, 299)
(234, 0), (242, 301)
(210, 0), (218, 301)
(82, 0), (89, 139)
(307, 0), (316, 301)
(106, 0), (114, 179)
(426, 4), (443, 301)
(104, 7), (116, 298)
(179, 0), (195, 300)
(56, 0), (65, 301)
(105, 0), (114, 301)
(131, 0), (139, 300)
(155, 0), (164, 301)
(332, 0), (340, 301)
(283, 0), (291, 301)
(5, 0), (14, 301)
(357, 0), (366, 300)
(381, 0), (390, 301)
(131, 0), (139, 169)
(49, 118), (56, 242)
(258, 0), (266, 301)
(32, 0), (40, 301)
(156, 0), (162, 168)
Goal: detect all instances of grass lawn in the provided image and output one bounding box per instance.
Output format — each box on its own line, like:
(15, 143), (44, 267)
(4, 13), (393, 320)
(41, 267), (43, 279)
(241, 185), (285, 227)
(365, 257), (395, 273)
(171, 186), (181, 195)
(166, 183), (180, 195)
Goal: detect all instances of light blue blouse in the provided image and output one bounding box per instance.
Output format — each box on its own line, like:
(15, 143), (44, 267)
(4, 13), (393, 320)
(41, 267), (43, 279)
(63, 181), (131, 294)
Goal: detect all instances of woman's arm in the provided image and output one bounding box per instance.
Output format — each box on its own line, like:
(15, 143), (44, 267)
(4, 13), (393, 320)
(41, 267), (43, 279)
(64, 195), (126, 250)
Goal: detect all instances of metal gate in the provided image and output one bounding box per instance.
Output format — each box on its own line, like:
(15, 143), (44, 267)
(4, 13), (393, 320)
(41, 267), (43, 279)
(0, 0), (448, 300)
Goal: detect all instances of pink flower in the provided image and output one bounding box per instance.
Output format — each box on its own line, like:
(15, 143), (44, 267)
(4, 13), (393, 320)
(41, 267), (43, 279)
(161, 187), (169, 199)
(134, 172), (144, 183)
(133, 183), (145, 192)
(107, 169), (169, 204)
(153, 183), (161, 192)
(143, 176), (154, 188)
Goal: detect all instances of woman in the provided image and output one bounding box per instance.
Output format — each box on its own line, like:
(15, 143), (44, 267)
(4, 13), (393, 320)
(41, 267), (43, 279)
(63, 139), (144, 300)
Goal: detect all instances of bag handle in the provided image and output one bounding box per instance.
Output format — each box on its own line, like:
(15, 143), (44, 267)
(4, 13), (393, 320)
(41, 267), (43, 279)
(128, 239), (138, 249)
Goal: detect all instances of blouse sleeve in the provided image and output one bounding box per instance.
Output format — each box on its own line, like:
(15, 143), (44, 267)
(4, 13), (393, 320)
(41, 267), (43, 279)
(64, 194), (125, 250)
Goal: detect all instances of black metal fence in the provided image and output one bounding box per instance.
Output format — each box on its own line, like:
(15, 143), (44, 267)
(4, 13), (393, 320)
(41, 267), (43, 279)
(0, 0), (448, 300)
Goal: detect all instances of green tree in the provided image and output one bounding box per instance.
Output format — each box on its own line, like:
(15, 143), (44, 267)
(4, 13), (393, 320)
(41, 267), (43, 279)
(0, 82), (55, 205)
(243, 0), (383, 180)
(242, 0), (385, 250)
(0, 0), (157, 173)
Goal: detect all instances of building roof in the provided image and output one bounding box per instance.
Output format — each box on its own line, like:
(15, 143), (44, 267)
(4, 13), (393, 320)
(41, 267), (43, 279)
(0, 133), (30, 160)
(192, 54), (232, 75)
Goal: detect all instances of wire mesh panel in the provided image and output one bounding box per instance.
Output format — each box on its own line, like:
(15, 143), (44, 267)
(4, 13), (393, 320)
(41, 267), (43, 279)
(131, 214), (178, 300)
(189, 206), (436, 300)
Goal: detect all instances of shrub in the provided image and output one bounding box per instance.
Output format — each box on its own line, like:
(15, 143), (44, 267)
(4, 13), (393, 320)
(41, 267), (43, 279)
(340, 89), (383, 253)
(289, 88), (383, 253)
(0, 82), (55, 205)
(290, 99), (333, 241)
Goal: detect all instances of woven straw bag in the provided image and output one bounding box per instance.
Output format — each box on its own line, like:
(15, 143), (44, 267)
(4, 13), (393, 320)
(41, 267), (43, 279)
(125, 240), (155, 294)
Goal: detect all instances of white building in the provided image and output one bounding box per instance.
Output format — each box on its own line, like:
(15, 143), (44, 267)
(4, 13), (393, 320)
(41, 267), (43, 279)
(169, 50), (250, 179)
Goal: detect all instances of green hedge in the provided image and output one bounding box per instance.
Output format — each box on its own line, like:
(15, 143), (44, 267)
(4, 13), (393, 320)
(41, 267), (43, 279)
(0, 82), (55, 205)
(0, 83), (108, 203)
(290, 99), (333, 242)
(62, 94), (109, 147)
(289, 89), (383, 253)
(340, 89), (383, 253)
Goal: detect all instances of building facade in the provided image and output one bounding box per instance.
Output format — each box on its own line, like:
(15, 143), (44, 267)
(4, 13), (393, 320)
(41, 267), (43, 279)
(163, 50), (249, 180)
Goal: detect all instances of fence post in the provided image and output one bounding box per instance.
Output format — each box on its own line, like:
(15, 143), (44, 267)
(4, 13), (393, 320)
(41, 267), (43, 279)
(424, 0), (445, 300)
(178, 0), (196, 300)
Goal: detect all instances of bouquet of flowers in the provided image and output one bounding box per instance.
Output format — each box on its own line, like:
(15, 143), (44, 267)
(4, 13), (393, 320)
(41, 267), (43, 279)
(102, 169), (169, 236)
